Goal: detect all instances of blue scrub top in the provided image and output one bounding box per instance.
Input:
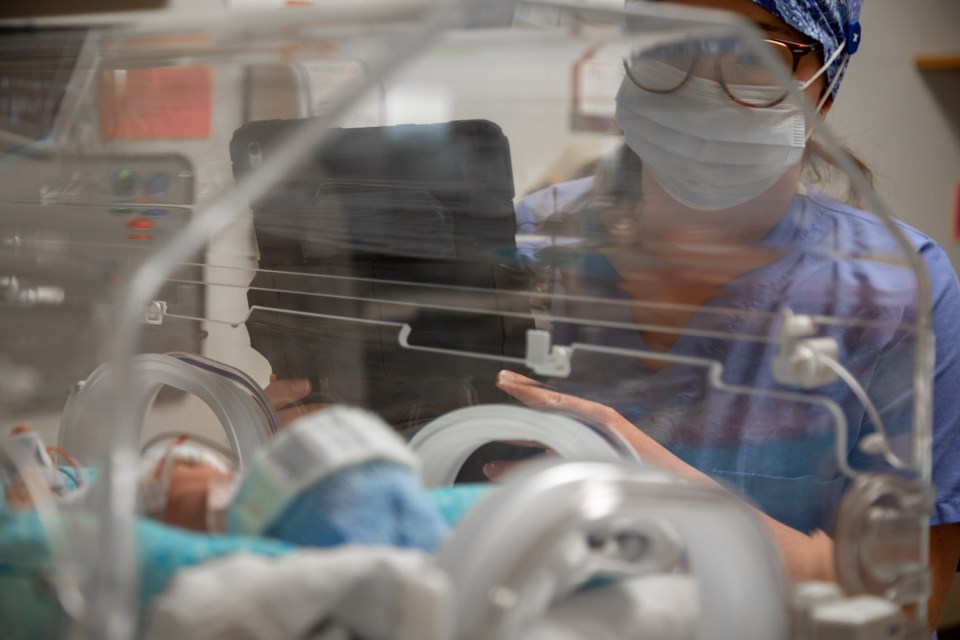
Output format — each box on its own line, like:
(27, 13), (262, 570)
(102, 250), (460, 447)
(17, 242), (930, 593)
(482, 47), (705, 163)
(516, 178), (960, 534)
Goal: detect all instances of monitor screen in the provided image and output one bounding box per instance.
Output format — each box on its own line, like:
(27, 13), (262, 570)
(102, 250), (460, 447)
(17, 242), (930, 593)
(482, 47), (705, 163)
(231, 119), (533, 431)
(0, 28), (87, 146)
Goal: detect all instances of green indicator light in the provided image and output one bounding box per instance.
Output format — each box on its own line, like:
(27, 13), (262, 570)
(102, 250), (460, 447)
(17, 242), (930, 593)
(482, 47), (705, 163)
(112, 169), (140, 197)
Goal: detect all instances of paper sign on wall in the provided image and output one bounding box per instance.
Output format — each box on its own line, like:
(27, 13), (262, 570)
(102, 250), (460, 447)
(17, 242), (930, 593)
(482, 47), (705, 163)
(100, 66), (212, 140)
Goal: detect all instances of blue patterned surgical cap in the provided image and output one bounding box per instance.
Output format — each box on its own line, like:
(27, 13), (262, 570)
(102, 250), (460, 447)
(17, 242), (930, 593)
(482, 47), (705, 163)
(636, 0), (864, 97)
(750, 0), (864, 97)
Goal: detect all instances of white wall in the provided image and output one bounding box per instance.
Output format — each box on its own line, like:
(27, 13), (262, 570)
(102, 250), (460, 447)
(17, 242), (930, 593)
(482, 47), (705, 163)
(826, 4), (960, 628)
(827, 0), (960, 269)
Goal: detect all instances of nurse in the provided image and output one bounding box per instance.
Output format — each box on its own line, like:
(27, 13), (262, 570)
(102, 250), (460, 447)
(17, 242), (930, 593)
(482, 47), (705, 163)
(497, 0), (960, 631)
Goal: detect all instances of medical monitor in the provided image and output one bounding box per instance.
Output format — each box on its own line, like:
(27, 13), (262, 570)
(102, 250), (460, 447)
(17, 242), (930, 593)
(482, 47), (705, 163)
(231, 119), (533, 432)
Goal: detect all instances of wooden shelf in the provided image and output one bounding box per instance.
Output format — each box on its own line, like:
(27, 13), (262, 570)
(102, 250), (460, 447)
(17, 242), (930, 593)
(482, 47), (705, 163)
(916, 55), (960, 71)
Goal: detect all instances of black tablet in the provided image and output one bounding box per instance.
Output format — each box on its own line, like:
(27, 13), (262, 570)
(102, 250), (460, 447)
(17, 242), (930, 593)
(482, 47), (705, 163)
(230, 119), (533, 432)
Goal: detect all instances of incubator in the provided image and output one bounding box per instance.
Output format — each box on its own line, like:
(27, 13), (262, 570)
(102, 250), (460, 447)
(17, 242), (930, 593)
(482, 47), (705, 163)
(0, 1), (935, 639)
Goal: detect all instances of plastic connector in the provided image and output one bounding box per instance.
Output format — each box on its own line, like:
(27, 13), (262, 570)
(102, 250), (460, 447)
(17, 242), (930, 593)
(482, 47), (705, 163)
(810, 596), (903, 640)
(1, 425), (65, 495)
(771, 309), (840, 389)
(794, 581), (845, 640)
(524, 329), (572, 378)
(144, 300), (168, 325)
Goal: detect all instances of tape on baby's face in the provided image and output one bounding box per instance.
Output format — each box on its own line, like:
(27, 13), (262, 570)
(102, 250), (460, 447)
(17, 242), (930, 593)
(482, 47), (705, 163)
(160, 462), (237, 532)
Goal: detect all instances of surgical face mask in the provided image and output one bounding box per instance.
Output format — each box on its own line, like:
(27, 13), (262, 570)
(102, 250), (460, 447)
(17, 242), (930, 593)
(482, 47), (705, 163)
(614, 60), (807, 211)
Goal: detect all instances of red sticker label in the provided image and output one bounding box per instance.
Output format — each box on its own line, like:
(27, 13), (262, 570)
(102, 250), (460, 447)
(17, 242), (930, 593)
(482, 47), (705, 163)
(100, 67), (212, 140)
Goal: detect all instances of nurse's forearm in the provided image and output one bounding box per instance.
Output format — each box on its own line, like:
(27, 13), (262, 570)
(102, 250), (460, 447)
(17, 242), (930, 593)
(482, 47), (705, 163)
(761, 513), (836, 583)
(494, 371), (837, 583)
(614, 424), (835, 583)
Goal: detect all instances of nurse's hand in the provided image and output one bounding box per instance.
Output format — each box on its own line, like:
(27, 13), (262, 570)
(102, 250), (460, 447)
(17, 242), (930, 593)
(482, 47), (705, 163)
(497, 371), (839, 588)
(477, 440), (556, 482)
(496, 369), (637, 443)
(480, 368), (638, 481)
(495, 369), (698, 479)
(264, 374), (329, 428)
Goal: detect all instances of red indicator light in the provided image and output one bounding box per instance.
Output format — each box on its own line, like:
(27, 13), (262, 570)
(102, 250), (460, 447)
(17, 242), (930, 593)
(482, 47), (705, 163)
(128, 218), (154, 231)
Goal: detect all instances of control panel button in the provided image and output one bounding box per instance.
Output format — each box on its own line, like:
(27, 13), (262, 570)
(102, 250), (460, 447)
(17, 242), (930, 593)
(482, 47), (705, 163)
(145, 208), (168, 217)
(110, 207), (136, 216)
(127, 218), (154, 231)
(112, 169), (141, 198)
(148, 173), (169, 199)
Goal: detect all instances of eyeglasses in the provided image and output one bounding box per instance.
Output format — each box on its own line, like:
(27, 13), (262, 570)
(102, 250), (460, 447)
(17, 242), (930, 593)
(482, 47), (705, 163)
(623, 37), (824, 109)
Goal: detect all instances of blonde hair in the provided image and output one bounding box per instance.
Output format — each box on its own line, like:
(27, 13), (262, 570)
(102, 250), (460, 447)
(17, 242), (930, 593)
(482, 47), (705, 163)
(801, 137), (875, 208)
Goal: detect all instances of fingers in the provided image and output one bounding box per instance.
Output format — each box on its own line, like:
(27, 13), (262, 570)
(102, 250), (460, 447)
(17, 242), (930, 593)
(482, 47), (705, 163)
(264, 377), (327, 427)
(496, 370), (671, 467)
(496, 370), (566, 409)
(496, 370), (618, 424)
(483, 460), (522, 482)
(264, 377), (313, 409)
(482, 447), (557, 482)
(495, 369), (539, 389)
